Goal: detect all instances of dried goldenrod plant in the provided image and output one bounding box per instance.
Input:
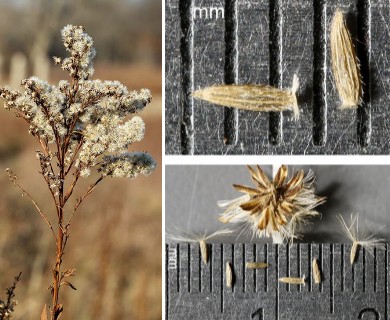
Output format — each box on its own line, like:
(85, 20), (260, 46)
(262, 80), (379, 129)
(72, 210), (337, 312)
(192, 75), (300, 120)
(0, 273), (21, 320)
(1, 25), (156, 320)
(218, 165), (326, 243)
(337, 214), (386, 265)
(167, 228), (232, 264)
(330, 9), (362, 109)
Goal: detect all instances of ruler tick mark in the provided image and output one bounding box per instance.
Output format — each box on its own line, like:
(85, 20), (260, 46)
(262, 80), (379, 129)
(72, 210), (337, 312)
(374, 247), (377, 292)
(330, 244), (334, 313)
(276, 244), (279, 320)
(221, 243), (224, 313)
(210, 244), (213, 293)
(243, 243), (246, 293)
(341, 244), (344, 292)
(308, 243), (312, 292)
(362, 247), (366, 293)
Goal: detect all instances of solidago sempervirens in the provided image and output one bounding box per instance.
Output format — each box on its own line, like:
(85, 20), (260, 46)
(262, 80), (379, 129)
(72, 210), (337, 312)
(218, 165), (326, 243)
(0, 25), (156, 320)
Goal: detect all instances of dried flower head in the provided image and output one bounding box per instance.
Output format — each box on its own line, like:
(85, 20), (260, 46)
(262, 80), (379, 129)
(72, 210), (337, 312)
(192, 75), (300, 120)
(218, 165), (326, 242)
(337, 213), (386, 265)
(330, 9), (362, 109)
(0, 25), (156, 181)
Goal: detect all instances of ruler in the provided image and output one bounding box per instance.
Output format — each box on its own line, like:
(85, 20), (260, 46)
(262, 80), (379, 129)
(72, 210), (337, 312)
(166, 243), (389, 319)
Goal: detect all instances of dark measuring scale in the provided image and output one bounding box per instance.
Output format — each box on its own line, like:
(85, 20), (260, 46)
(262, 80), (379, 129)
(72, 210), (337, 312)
(165, 243), (389, 319)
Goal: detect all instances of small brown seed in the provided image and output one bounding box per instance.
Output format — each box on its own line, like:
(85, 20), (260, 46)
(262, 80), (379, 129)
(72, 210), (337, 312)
(245, 262), (269, 269)
(312, 258), (322, 284)
(279, 276), (305, 285)
(192, 75), (300, 120)
(226, 262), (233, 288)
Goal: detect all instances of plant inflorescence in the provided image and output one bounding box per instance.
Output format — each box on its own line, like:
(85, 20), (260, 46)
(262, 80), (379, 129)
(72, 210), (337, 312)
(0, 25), (156, 320)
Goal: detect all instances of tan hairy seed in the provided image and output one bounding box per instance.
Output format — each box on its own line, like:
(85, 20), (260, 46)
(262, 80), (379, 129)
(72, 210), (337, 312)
(246, 262), (269, 269)
(350, 241), (359, 265)
(192, 75), (300, 120)
(279, 276), (306, 285)
(226, 262), (233, 288)
(199, 240), (208, 264)
(312, 258), (322, 284)
(330, 9), (362, 109)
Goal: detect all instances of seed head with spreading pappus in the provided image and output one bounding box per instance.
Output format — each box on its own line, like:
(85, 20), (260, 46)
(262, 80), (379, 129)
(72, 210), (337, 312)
(218, 165), (326, 243)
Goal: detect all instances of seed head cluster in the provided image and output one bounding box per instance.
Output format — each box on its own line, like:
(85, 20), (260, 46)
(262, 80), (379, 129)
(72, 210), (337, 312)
(0, 25), (156, 180)
(218, 165), (326, 242)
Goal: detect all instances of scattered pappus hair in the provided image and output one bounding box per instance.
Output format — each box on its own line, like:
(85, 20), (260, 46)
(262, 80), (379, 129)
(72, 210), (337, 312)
(330, 9), (362, 109)
(337, 213), (386, 265)
(0, 25), (156, 320)
(167, 228), (233, 264)
(192, 74), (300, 120)
(218, 165), (326, 243)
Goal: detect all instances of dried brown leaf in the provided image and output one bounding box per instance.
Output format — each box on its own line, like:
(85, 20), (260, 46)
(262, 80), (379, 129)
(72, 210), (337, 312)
(62, 268), (76, 278)
(61, 281), (77, 290)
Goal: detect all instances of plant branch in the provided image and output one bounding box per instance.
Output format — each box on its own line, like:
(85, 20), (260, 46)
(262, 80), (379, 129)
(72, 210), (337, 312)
(66, 176), (104, 228)
(6, 169), (56, 239)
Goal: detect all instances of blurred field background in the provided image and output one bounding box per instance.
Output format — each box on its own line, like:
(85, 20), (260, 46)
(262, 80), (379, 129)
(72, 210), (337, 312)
(0, 0), (162, 319)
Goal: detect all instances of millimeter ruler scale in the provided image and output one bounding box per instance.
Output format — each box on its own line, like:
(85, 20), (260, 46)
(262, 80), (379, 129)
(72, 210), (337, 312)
(165, 243), (389, 320)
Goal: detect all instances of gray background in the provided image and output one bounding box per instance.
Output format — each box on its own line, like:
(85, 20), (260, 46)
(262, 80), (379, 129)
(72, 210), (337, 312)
(166, 165), (390, 242)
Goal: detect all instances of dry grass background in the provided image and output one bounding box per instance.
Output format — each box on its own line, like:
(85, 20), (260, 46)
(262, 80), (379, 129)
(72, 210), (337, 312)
(0, 63), (162, 320)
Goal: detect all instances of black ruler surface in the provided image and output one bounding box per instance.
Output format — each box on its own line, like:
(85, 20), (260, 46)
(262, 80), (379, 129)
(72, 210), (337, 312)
(165, 0), (390, 154)
(166, 243), (389, 319)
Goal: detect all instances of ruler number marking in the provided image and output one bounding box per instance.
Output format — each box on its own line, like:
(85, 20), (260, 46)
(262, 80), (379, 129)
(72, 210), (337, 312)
(251, 307), (263, 319)
(168, 247), (177, 270)
(358, 308), (380, 319)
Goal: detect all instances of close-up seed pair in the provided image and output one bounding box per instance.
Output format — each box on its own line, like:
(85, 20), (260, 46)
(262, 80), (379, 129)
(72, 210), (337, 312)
(192, 9), (361, 119)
